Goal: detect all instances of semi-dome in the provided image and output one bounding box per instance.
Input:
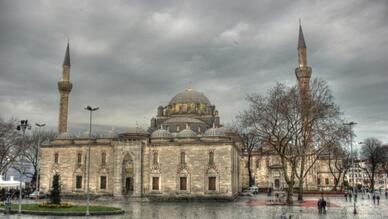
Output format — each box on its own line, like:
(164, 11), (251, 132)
(56, 132), (73, 139)
(169, 88), (211, 106)
(101, 129), (118, 139)
(176, 125), (197, 138)
(151, 129), (172, 139)
(203, 127), (226, 137)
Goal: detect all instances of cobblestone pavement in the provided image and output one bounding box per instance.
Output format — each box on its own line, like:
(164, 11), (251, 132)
(1, 194), (388, 219)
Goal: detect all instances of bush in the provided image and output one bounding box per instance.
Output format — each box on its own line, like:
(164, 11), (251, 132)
(38, 202), (72, 208)
(50, 173), (61, 205)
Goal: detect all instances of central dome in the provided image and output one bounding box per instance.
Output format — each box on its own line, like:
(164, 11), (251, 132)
(169, 88), (211, 105)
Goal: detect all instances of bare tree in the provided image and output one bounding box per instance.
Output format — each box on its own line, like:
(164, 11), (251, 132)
(20, 129), (56, 188)
(0, 117), (23, 175)
(232, 119), (261, 187)
(326, 142), (351, 191)
(241, 79), (344, 204)
(361, 138), (384, 190)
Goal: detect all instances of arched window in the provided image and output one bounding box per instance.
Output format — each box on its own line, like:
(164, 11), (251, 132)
(153, 151), (158, 165)
(209, 151), (214, 165)
(101, 152), (106, 166)
(180, 151), (186, 164)
(77, 152), (82, 165)
(256, 159), (260, 169)
(54, 153), (59, 164)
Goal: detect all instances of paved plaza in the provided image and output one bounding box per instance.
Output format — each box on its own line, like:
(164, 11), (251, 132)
(1, 194), (388, 219)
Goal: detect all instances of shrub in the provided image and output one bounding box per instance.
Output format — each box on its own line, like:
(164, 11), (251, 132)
(50, 173), (61, 205)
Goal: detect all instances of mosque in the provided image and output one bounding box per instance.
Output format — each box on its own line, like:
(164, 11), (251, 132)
(39, 24), (339, 200)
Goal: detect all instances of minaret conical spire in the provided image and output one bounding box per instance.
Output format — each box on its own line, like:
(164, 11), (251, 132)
(297, 21), (308, 67)
(58, 42), (73, 134)
(298, 19), (306, 49)
(63, 42), (71, 66)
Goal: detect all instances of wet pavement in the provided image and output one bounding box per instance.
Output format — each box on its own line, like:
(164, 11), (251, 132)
(1, 194), (388, 219)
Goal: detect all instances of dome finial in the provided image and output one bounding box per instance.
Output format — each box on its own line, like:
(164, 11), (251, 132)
(186, 81), (193, 91)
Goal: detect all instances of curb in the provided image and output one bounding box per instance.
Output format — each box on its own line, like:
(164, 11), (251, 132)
(0, 208), (125, 216)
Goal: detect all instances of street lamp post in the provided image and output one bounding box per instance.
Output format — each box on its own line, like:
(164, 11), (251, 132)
(344, 121), (357, 215)
(35, 123), (46, 195)
(84, 106), (99, 216)
(16, 120), (31, 214)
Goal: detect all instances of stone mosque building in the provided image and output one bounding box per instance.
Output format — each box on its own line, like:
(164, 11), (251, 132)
(39, 24), (340, 200)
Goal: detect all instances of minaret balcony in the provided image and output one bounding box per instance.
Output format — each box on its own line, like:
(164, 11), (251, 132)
(58, 80), (73, 92)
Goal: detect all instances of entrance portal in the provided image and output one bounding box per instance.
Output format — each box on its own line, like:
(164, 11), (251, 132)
(125, 177), (134, 194)
(122, 154), (134, 195)
(274, 179), (280, 189)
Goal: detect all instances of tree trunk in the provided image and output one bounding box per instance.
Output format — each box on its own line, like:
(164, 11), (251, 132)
(286, 186), (294, 205)
(297, 179), (304, 201)
(247, 154), (253, 186)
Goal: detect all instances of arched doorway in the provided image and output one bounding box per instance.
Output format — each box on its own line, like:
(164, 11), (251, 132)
(122, 154), (134, 195)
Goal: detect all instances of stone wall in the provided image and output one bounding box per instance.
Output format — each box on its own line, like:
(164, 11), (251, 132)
(143, 141), (240, 200)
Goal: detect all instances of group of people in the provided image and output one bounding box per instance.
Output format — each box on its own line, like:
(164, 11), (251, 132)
(317, 197), (327, 214)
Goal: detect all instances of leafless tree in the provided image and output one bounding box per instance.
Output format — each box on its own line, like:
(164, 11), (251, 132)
(232, 118), (261, 187)
(326, 142), (351, 191)
(241, 79), (344, 204)
(19, 129), (56, 188)
(0, 117), (23, 175)
(361, 137), (384, 190)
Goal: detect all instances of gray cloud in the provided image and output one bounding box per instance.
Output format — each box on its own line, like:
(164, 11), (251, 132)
(1, 0), (387, 144)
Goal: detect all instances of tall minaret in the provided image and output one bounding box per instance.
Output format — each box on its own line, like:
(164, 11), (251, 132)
(57, 42), (73, 134)
(295, 21), (312, 100)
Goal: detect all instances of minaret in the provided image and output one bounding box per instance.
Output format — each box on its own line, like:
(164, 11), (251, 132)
(295, 21), (312, 100)
(57, 42), (73, 134)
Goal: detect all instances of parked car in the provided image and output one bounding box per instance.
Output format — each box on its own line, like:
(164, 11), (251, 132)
(29, 191), (47, 199)
(246, 186), (259, 194)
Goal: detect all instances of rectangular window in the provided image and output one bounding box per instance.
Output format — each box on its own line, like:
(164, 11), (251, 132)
(325, 178), (329, 185)
(208, 177), (216, 191)
(54, 153), (59, 164)
(317, 178), (321, 185)
(76, 176), (82, 189)
(180, 177), (187, 190)
(77, 153), (82, 164)
(152, 177), (159, 190)
(100, 176), (107, 189)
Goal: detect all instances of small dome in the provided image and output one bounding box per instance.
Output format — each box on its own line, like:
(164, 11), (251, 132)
(56, 132), (73, 139)
(101, 129), (118, 138)
(177, 126), (197, 138)
(79, 131), (91, 139)
(169, 88), (211, 106)
(151, 129), (172, 139)
(204, 127), (226, 137)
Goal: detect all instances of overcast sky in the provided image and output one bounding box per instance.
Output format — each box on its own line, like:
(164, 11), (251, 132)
(1, 0), (387, 145)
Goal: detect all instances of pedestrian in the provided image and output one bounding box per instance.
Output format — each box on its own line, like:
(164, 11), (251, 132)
(349, 192), (352, 202)
(317, 198), (322, 214)
(322, 198), (327, 214)
(368, 192), (370, 199)
(373, 194), (376, 204)
(377, 195), (380, 205)
(385, 191), (388, 199)
(354, 193), (357, 202)
(344, 193), (348, 201)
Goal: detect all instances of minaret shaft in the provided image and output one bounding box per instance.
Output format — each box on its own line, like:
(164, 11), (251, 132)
(58, 43), (72, 134)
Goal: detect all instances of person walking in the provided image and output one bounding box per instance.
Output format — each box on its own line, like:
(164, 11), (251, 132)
(317, 198), (322, 214)
(349, 192), (352, 202)
(344, 193), (348, 201)
(322, 198), (327, 214)
(373, 194), (376, 204)
(377, 195), (380, 205)
(385, 190), (388, 199)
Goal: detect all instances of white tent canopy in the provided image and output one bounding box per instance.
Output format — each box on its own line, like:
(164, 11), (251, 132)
(0, 176), (25, 189)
